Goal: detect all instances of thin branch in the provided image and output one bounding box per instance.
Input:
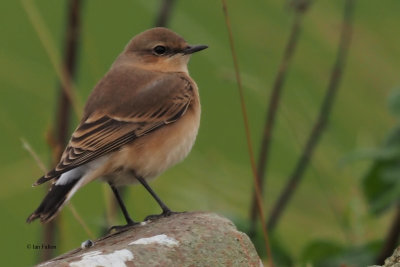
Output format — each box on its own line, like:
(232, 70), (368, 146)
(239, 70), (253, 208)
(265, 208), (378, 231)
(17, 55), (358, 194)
(22, 134), (57, 263)
(55, 0), (83, 149)
(67, 204), (95, 240)
(21, 138), (48, 173)
(21, 0), (82, 118)
(25, 0), (84, 261)
(267, 0), (355, 231)
(248, 0), (311, 237)
(21, 136), (95, 240)
(154, 0), (175, 27)
(376, 204), (400, 265)
(221, 0), (274, 266)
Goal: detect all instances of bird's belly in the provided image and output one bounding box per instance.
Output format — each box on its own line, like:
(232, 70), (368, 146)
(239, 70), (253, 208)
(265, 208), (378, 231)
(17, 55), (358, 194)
(105, 110), (200, 186)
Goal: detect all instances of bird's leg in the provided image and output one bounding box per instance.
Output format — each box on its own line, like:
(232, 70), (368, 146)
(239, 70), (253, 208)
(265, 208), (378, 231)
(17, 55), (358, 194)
(107, 182), (138, 233)
(136, 176), (182, 221)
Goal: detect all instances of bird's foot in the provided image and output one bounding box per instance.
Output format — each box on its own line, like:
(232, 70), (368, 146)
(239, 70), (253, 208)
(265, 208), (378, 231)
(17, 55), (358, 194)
(107, 220), (139, 234)
(144, 210), (184, 222)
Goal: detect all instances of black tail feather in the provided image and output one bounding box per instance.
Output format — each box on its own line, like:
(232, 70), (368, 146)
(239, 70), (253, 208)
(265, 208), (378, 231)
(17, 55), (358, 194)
(27, 179), (79, 223)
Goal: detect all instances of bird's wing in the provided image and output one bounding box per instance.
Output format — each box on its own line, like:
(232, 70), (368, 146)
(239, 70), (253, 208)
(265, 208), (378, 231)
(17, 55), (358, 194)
(34, 74), (194, 186)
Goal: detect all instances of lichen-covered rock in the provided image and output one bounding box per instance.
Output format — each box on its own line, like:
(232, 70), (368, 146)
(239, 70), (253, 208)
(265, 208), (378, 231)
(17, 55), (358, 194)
(37, 212), (262, 267)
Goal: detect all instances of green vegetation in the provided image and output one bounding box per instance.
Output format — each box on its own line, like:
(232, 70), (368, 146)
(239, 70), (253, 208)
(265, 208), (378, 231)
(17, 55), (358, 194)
(0, 0), (399, 266)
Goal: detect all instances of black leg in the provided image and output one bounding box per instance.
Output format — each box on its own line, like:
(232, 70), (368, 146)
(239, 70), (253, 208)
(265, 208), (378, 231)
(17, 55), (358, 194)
(108, 182), (137, 231)
(136, 176), (179, 221)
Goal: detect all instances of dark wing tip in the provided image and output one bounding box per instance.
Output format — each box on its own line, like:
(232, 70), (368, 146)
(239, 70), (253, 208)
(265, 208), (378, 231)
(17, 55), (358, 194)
(33, 170), (59, 186)
(26, 213), (39, 223)
(33, 176), (49, 187)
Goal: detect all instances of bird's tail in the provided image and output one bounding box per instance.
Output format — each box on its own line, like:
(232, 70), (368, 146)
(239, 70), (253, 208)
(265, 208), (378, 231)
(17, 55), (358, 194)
(26, 177), (80, 223)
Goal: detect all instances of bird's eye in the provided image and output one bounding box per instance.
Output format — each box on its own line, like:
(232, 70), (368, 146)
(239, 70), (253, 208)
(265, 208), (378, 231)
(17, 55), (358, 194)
(153, 45), (167, 55)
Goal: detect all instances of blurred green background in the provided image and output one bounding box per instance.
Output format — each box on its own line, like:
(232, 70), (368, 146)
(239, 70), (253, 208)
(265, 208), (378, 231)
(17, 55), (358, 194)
(1, 0), (400, 266)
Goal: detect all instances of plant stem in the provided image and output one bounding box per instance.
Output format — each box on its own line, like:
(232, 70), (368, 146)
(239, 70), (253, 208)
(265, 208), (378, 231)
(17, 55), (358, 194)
(41, 0), (83, 261)
(248, 0), (310, 237)
(267, 0), (355, 231)
(155, 0), (175, 27)
(221, 0), (274, 265)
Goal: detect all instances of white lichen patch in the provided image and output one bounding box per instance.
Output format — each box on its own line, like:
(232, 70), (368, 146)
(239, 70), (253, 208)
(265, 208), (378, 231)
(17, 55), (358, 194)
(129, 234), (179, 247)
(69, 249), (133, 267)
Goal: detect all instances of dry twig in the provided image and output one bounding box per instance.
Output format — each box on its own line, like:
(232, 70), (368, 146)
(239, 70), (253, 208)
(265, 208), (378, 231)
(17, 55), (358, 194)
(22, 0), (84, 261)
(21, 0), (82, 118)
(221, 0), (274, 265)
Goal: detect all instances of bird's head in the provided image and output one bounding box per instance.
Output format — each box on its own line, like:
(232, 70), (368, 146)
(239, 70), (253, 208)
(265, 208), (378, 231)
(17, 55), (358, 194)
(120, 27), (208, 73)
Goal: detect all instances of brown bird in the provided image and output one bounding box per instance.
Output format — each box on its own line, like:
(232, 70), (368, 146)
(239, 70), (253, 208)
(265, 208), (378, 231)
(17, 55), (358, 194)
(27, 27), (207, 229)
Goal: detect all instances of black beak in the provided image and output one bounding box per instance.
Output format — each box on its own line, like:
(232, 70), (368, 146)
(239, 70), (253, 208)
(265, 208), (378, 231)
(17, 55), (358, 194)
(182, 44), (208, 55)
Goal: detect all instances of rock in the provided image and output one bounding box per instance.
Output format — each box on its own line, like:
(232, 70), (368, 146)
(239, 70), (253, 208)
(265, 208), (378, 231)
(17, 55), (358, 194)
(372, 247), (400, 267)
(36, 212), (262, 267)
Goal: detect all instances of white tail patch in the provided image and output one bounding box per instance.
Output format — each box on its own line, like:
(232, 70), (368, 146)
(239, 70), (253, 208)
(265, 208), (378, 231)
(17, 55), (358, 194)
(55, 166), (85, 186)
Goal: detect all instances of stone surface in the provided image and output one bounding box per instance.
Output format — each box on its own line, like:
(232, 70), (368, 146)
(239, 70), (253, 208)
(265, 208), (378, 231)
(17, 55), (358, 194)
(36, 212), (262, 267)
(371, 247), (400, 267)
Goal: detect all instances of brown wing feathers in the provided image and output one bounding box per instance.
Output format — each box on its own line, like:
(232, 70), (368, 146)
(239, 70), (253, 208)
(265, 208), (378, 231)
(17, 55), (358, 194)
(33, 77), (193, 186)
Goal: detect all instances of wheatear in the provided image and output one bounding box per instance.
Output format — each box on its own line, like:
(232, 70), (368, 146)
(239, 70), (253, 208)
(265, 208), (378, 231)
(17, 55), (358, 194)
(27, 27), (207, 228)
